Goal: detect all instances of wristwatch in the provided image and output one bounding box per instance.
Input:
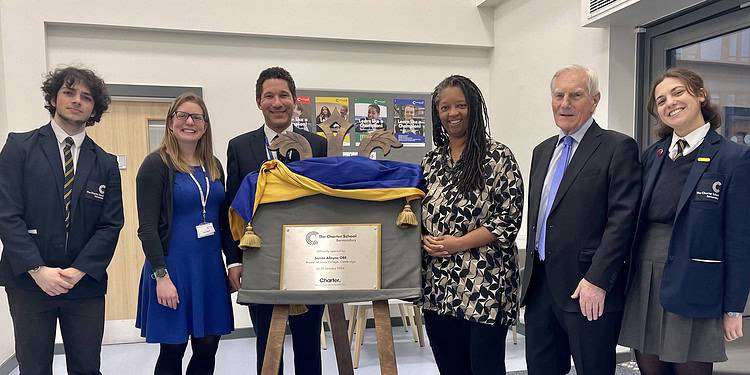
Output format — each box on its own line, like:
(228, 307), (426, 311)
(152, 267), (169, 279)
(726, 312), (743, 318)
(28, 266), (42, 274)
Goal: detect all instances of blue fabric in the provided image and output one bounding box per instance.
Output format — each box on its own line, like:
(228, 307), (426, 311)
(538, 136), (572, 261)
(230, 156), (424, 223)
(136, 167), (234, 343)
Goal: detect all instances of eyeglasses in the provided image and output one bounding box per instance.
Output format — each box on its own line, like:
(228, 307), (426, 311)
(173, 111), (206, 123)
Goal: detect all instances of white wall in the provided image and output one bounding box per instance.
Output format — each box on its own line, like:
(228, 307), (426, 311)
(490, 0), (637, 247)
(45, 23), (491, 163)
(0, 0), (494, 134)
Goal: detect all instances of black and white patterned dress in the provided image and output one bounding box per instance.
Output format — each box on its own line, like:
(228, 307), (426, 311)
(420, 140), (524, 326)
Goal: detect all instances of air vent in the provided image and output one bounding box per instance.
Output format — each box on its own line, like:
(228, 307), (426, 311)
(590, 0), (618, 14)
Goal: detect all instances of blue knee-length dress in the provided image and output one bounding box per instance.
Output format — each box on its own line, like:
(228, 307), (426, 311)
(136, 167), (234, 344)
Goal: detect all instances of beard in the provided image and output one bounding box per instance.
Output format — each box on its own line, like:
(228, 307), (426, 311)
(57, 111), (89, 128)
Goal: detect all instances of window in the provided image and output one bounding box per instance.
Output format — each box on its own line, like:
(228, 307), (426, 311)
(636, 0), (750, 147)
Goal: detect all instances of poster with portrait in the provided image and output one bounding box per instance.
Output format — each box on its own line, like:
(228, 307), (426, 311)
(292, 96), (314, 132)
(315, 96), (351, 146)
(353, 97), (387, 146)
(393, 98), (426, 147)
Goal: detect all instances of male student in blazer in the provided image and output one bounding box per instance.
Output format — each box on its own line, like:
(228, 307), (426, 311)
(0, 66), (124, 375)
(520, 65), (641, 375)
(225, 67), (327, 375)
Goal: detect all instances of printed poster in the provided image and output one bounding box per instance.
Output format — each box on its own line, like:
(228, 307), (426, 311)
(292, 96), (314, 132)
(393, 98), (426, 147)
(315, 96), (351, 146)
(353, 97), (387, 146)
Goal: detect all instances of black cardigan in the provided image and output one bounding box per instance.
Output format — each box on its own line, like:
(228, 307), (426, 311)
(135, 151), (234, 269)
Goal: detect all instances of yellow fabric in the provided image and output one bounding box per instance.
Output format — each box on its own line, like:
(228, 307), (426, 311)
(229, 160), (424, 241)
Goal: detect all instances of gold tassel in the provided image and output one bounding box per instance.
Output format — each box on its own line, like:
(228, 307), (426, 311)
(289, 304), (309, 316)
(396, 201), (418, 228)
(239, 223), (262, 250)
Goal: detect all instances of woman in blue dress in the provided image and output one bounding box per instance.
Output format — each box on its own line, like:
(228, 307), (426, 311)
(135, 92), (234, 374)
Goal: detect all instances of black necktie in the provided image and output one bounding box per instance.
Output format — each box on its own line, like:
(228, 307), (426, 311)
(63, 137), (75, 231)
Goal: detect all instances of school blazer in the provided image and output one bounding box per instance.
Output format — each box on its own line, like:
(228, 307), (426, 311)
(0, 123), (124, 299)
(633, 129), (750, 318)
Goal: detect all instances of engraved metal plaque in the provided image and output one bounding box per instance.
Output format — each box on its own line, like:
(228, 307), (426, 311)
(280, 224), (381, 291)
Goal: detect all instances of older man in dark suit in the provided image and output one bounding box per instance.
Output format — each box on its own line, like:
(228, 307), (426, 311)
(0, 66), (123, 375)
(521, 65), (641, 375)
(224, 67), (327, 375)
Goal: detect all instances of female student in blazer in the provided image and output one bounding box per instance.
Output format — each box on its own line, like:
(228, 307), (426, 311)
(619, 68), (750, 375)
(135, 92), (234, 374)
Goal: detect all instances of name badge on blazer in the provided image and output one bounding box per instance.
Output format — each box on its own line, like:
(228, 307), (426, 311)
(84, 181), (107, 202)
(694, 175), (723, 203)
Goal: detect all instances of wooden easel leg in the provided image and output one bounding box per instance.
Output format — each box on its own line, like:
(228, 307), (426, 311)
(412, 306), (425, 347)
(327, 303), (355, 375)
(261, 304), (289, 375)
(372, 300), (398, 375)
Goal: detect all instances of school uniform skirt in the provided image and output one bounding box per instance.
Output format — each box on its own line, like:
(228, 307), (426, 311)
(619, 222), (726, 363)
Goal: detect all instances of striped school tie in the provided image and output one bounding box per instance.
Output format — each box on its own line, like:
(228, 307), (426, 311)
(673, 139), (688, 160)
(63, 137), (75, 231)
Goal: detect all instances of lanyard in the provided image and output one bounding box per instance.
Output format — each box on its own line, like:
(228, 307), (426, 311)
(187, 166), (211, 223)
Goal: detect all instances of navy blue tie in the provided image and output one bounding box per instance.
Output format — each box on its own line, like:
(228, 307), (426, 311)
(538, 135), (573, 261)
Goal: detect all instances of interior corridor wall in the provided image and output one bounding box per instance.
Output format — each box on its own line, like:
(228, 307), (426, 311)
(45, 23), (491, 328)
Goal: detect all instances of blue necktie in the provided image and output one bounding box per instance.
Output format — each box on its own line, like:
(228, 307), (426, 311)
(538, 135), (573, 261)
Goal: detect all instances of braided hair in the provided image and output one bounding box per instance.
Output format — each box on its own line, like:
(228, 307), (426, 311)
(431, 75), (491, 194)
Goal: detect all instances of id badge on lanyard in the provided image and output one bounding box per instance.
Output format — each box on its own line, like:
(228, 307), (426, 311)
(188, 166), (216, 239)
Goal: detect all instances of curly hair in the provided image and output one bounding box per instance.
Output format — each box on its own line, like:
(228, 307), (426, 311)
(431, 75), (491, 194)
(41, 66), (111, 126)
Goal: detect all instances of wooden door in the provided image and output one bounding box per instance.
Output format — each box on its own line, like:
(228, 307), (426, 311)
(87, 100), (171, 321)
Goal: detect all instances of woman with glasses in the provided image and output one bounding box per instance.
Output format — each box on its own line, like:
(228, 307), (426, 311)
(135, 92), (234, 374)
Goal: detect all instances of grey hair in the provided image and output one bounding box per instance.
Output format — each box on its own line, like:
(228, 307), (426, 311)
(550, 65), (599, 96)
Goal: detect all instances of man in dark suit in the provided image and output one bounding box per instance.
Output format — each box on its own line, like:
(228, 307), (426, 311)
(0, 66), (124, 374)
(520, 65), (641, 375)
(224, 67), (327, 375)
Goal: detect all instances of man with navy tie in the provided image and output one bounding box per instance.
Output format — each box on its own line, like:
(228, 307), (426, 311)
(0, 66), (123, 374)
(520, 65), (641, 375)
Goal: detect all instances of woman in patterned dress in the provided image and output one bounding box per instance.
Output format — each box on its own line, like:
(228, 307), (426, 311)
(420, 75), (524, 375)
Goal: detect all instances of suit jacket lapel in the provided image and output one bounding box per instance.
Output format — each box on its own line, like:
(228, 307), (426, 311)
(528, 138), (556, 227)
(675, 129), (722, 218)
(70, 136), (96, 218)
(250, 128), (270, 166)
(39, 124), (65, 203)
(640, 138), (670, 215)
(550, 122), (603, 213)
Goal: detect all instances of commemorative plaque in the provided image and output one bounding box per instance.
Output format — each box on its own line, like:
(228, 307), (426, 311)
(280, 224), (381, 291)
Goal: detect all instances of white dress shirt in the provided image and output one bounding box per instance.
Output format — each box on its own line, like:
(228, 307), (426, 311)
(50, 120), (86, 173)
(669, 122), (710, 160)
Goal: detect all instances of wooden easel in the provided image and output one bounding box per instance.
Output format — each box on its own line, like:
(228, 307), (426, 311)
(260, 301), (398, 375)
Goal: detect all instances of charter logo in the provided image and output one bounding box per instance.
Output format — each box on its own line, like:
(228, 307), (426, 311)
(306, 231), (320, 246)
(319, 277), (341, 283)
